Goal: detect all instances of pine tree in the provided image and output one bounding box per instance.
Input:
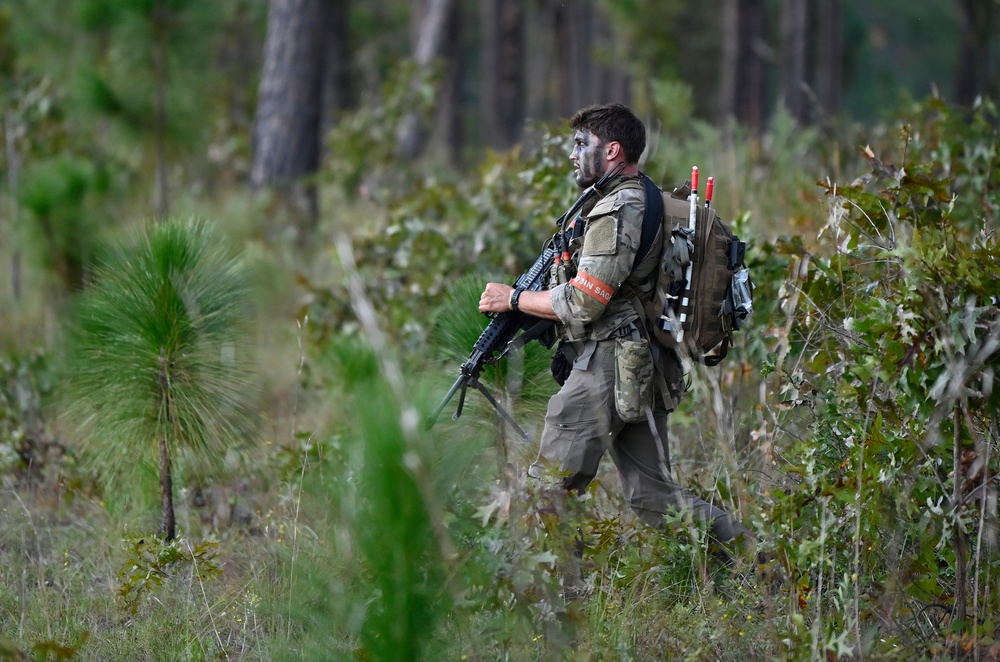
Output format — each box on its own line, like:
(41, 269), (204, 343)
(64, 218), (255, 540)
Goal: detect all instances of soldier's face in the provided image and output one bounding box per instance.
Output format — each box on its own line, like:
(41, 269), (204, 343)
(570, 130), (606, 188)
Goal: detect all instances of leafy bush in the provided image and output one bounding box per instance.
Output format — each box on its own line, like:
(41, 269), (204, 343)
(759, 96), (1000, 658)
(117, 534), (222, 616)
(0, 349), (64, 485)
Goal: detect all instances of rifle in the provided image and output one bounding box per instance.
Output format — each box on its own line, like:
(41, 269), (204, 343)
(429, 162), (626, 440)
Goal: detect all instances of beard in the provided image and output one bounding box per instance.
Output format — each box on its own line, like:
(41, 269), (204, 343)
(574, 152), (605, 188)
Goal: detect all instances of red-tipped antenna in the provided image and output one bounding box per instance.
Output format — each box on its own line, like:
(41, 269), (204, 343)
(705, 176), (714, 209)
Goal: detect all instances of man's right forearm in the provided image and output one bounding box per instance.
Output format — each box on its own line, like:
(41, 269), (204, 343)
(515, 289), (560, 321)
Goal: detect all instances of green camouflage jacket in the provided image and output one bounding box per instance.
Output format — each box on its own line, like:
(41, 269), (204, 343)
(549, 174), (661, 342)
(548, 173), (685, 409)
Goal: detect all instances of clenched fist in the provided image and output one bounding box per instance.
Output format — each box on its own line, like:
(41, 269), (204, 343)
(479, 282), (513, 314)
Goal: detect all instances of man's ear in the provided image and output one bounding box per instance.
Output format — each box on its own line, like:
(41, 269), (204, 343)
(605, 140), (622, 161)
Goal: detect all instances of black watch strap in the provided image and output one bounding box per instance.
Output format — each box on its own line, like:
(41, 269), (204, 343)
(510, 287), (524, 312)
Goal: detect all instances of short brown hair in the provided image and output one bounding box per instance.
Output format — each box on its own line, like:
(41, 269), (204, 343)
(569, 103), (646, 164)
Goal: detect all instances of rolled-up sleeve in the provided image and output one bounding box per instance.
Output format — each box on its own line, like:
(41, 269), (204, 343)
(550, 190), (645, 327)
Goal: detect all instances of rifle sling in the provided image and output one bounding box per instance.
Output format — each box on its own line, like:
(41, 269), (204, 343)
(507, 318), (555, 352)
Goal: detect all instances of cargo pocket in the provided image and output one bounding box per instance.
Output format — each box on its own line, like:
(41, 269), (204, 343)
(537, 415), (605, 480)
(614, 336), (653, 424)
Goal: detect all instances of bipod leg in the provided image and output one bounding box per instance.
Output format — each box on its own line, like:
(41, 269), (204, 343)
(428, 374), (468, 428)
(453, 382), (469, 420)
(469, 378), (530, 442)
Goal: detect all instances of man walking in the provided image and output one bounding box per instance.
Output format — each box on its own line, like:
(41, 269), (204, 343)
(478, 103), (749, 560)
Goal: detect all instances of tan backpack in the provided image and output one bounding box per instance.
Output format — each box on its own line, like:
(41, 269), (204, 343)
(637, 171), (753, 366)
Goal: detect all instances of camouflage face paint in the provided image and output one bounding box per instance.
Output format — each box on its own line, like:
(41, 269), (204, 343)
(571, 130), (605, 188)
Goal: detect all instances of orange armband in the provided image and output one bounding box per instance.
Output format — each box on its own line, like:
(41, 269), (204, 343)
(570, 272), (614, 305)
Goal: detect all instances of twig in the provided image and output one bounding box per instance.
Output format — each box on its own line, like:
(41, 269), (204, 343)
(853, 374), (880, 662)
(812, 497), (829, 661)
(285, 315), (311, 642)
(971, 405), (989, 662)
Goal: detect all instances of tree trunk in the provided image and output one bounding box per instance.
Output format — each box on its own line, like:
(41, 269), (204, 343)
(481, 0), (525, 151)
(322, 0), (353, 137)
(779, 0), (810, 124)
(395, 0), (456, 159)
(590, 9), (630, 109)
(434, 0), (463, 163)
(814, 0), (842, 123)
(159, 434), (176, 541)
(954, 0), (996, 107)
(719, 0), (765, 135)
(4, 107), (22, 301)
(152, 0), (169, 220)
(553, 0), (586, 117)
(251, 0), (328, 236)
(524, 0), (557, 122)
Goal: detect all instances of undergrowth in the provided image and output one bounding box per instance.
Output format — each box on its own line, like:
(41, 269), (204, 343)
(0, 96), (997, 660)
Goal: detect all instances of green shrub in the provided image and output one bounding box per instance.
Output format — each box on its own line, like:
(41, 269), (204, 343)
(761, 96), (1000, 658)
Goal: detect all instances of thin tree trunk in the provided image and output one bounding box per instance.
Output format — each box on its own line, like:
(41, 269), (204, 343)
(953, 405), (968, 635)
(719, 0), (765, 135)
(158, 353), (176, 541)
(954, 0), (996, 107)
(251, 0), (327, 237)
(434, 0), (463, 163)
(322, 0), (352, 137)
(524, 0), (556, 122)
(160, 434), (176, 541)
(153, 0), (169, 220)
(4, 107), (21, 301)
(815, 0), (842, 123)
(553, 0), (586, 117)
(588, 5), (627, 108)
(396, 0), (455, 159)
(481, 0), (525, 151)
(779, 0), (810, 123)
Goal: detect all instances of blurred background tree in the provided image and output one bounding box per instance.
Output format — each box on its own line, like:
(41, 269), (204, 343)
(2, 0), (996, 264)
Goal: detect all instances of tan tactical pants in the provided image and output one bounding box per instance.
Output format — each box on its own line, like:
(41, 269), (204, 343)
(529, 338), (750, 546)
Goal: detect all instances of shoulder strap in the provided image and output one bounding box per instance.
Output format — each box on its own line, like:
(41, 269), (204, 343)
(636, 174), (663, 266)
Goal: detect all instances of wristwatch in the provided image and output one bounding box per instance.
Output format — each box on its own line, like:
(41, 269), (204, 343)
(509, 287), (524, 312)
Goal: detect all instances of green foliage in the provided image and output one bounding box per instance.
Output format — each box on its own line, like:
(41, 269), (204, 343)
(759, 97), (1000, 656)
(116, 533), (222, 615)
(600, 0), (686, 86)
(5, 0), (1000, 654)
(62, 218), (256, 524)
(326, 60), (440, 202)
(0, 633), (89, 662)
(17, 156), (107, 292)
(278, 337), (460, 660)
(428, 274), (557, 433)
(0, 350), (51, 476)
(73, 0), (221, 145)
(314, 117), (576, 353)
